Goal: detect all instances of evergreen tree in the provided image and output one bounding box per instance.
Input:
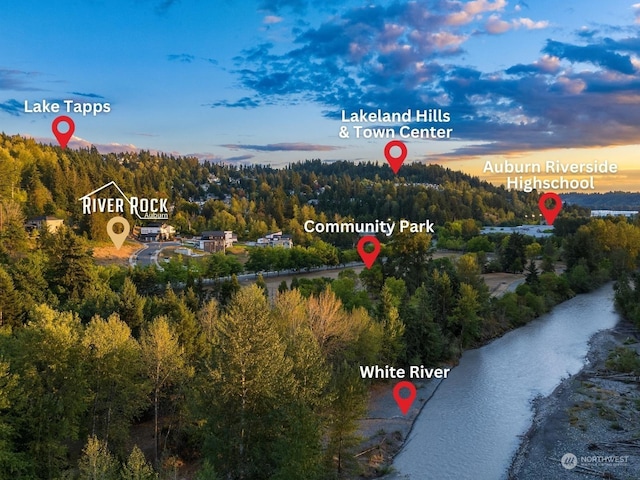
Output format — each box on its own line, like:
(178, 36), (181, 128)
(43, 226), (97, 305)
(0, 266), (22, 327)
(325, 363), (367, 477)
(83, 314), (147, 454)
(121, 445), (157, 480)
(119, 277), (146, 336)
(377, 284), (406, 364)
(195, 461), (219, 480)
(0, 360), (30, 477)
(525, 259), (540, 290)
(255, 273), (268, 297)
(500, 233), (527, 273)
(450, 283), (482, 351)
(78, 435), (119, 480)
(10, 305), (89, 477)
(405, 285), (445, 364)
(140, 316), (185, 465)
(202, 285), (297, 479)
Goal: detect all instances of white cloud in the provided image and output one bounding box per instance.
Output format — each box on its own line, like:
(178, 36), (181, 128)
(264, 15), (283, 24)
(485, 15), (549, 34)
(514, 17), (549, 30)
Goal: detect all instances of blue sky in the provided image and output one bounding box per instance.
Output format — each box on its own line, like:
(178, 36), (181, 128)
(3, 1), (640, 189)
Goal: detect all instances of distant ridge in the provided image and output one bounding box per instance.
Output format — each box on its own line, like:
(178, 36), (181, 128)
(561, 192), (640, 211)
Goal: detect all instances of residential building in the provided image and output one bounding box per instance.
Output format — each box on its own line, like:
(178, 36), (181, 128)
(25, 216), (64, 233)
(138, 223), (176, 242)
(199, 230), (237, 253)
(256, 231), (293, 248)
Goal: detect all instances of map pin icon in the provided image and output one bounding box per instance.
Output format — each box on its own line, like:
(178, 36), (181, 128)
(384, 140), (407, 174)
(538, 192), (562, 226)
(357, 236), (381, 269)
(106, 216), (130, 250)
(52, 115), (75, 149)
(393, 381), (417, 415)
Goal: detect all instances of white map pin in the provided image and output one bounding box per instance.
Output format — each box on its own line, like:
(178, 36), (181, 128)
(106, 216), (130, 250)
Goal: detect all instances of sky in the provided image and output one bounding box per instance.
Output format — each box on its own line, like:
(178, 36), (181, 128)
(2, 0), (640, 192)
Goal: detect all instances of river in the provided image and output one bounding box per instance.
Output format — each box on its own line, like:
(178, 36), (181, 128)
(389, 283), (620, 480)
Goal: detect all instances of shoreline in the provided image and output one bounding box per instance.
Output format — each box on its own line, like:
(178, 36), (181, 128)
(508, 320), (640, 479)
(351, 377), (444, 477)
(354, 285), (640, 480)
(349, 273), (526, 478)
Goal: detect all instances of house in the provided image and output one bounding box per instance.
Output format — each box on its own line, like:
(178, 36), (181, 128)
(256, 231), (293, 249)
(138, 223), (176, 242)
(25, 216), (64, 233)
(272, 234), (293, 248)
(199, 230), (237, 253)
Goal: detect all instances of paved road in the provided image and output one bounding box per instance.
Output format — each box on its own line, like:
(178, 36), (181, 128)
(130, 241), (181, 268)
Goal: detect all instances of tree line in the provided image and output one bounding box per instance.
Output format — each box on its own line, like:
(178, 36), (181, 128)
(0, 133), (582, 247)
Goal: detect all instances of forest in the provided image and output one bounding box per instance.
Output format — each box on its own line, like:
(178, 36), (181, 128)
(2, 134), (640, 479)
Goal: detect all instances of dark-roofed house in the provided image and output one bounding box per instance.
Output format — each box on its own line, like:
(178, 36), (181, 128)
(200, 230), (237, 253)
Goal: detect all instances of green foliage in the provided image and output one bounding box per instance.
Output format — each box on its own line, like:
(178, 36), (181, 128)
(140, 316), (186, 465)
(277, 280), (288, 293)
(83, 314), (147, 454)
(605, 347), (640, 374)
(10, 306), (89, 477)
(0, 266), (22, 327)
(200, 285), (298, 478)
(4, 134), (640, 478)
(404, 285), (445, 364)
(615, 273), (640, 328)
(325, 363), (367, 477)
(566, 263), (592, 293)
(194, 461), (218, 480)
(41, 226), (97, 306)
(121, 446), (158, 480)
(450, 283), (482, 350)
(378, 283), (406, 364)
(255, 273), (268, 296)
(205, 253), (243, 278)
(119, 277), (146, 336)
(78, 435), (119, 480)
(386, 230), (433, 292)
(524, 259), (540, 291)
(330, 270), (371, 311)
(0, 360), (31, 477)
(499, 233), (527, 273)
(465, 235), (494, 253)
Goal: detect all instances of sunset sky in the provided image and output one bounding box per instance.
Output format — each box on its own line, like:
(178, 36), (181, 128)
(2, 1), (640, 191)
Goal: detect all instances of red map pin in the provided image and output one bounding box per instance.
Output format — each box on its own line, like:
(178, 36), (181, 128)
(538, 192), (562, 225)
(393, 381), (417, 415)
(52, 115), (75, 149)
(357, 236), (381, 269)
(384, 140), (407, 174)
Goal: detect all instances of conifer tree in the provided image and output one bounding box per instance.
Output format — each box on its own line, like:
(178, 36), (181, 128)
(140, 316), (185, 465)
(78, 435), (119, 480)
(119, 277), (146, 336)
(121, 445), (157, 480)
(202, 285), (296, 478)
(83, 314), (147, 453)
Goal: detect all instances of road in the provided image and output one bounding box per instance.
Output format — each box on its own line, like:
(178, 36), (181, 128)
(130, 241), (181, 268)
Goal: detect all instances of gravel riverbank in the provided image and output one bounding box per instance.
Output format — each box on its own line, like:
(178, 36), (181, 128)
(351, 378), (444, 477)
(508, 321), (640, 480)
